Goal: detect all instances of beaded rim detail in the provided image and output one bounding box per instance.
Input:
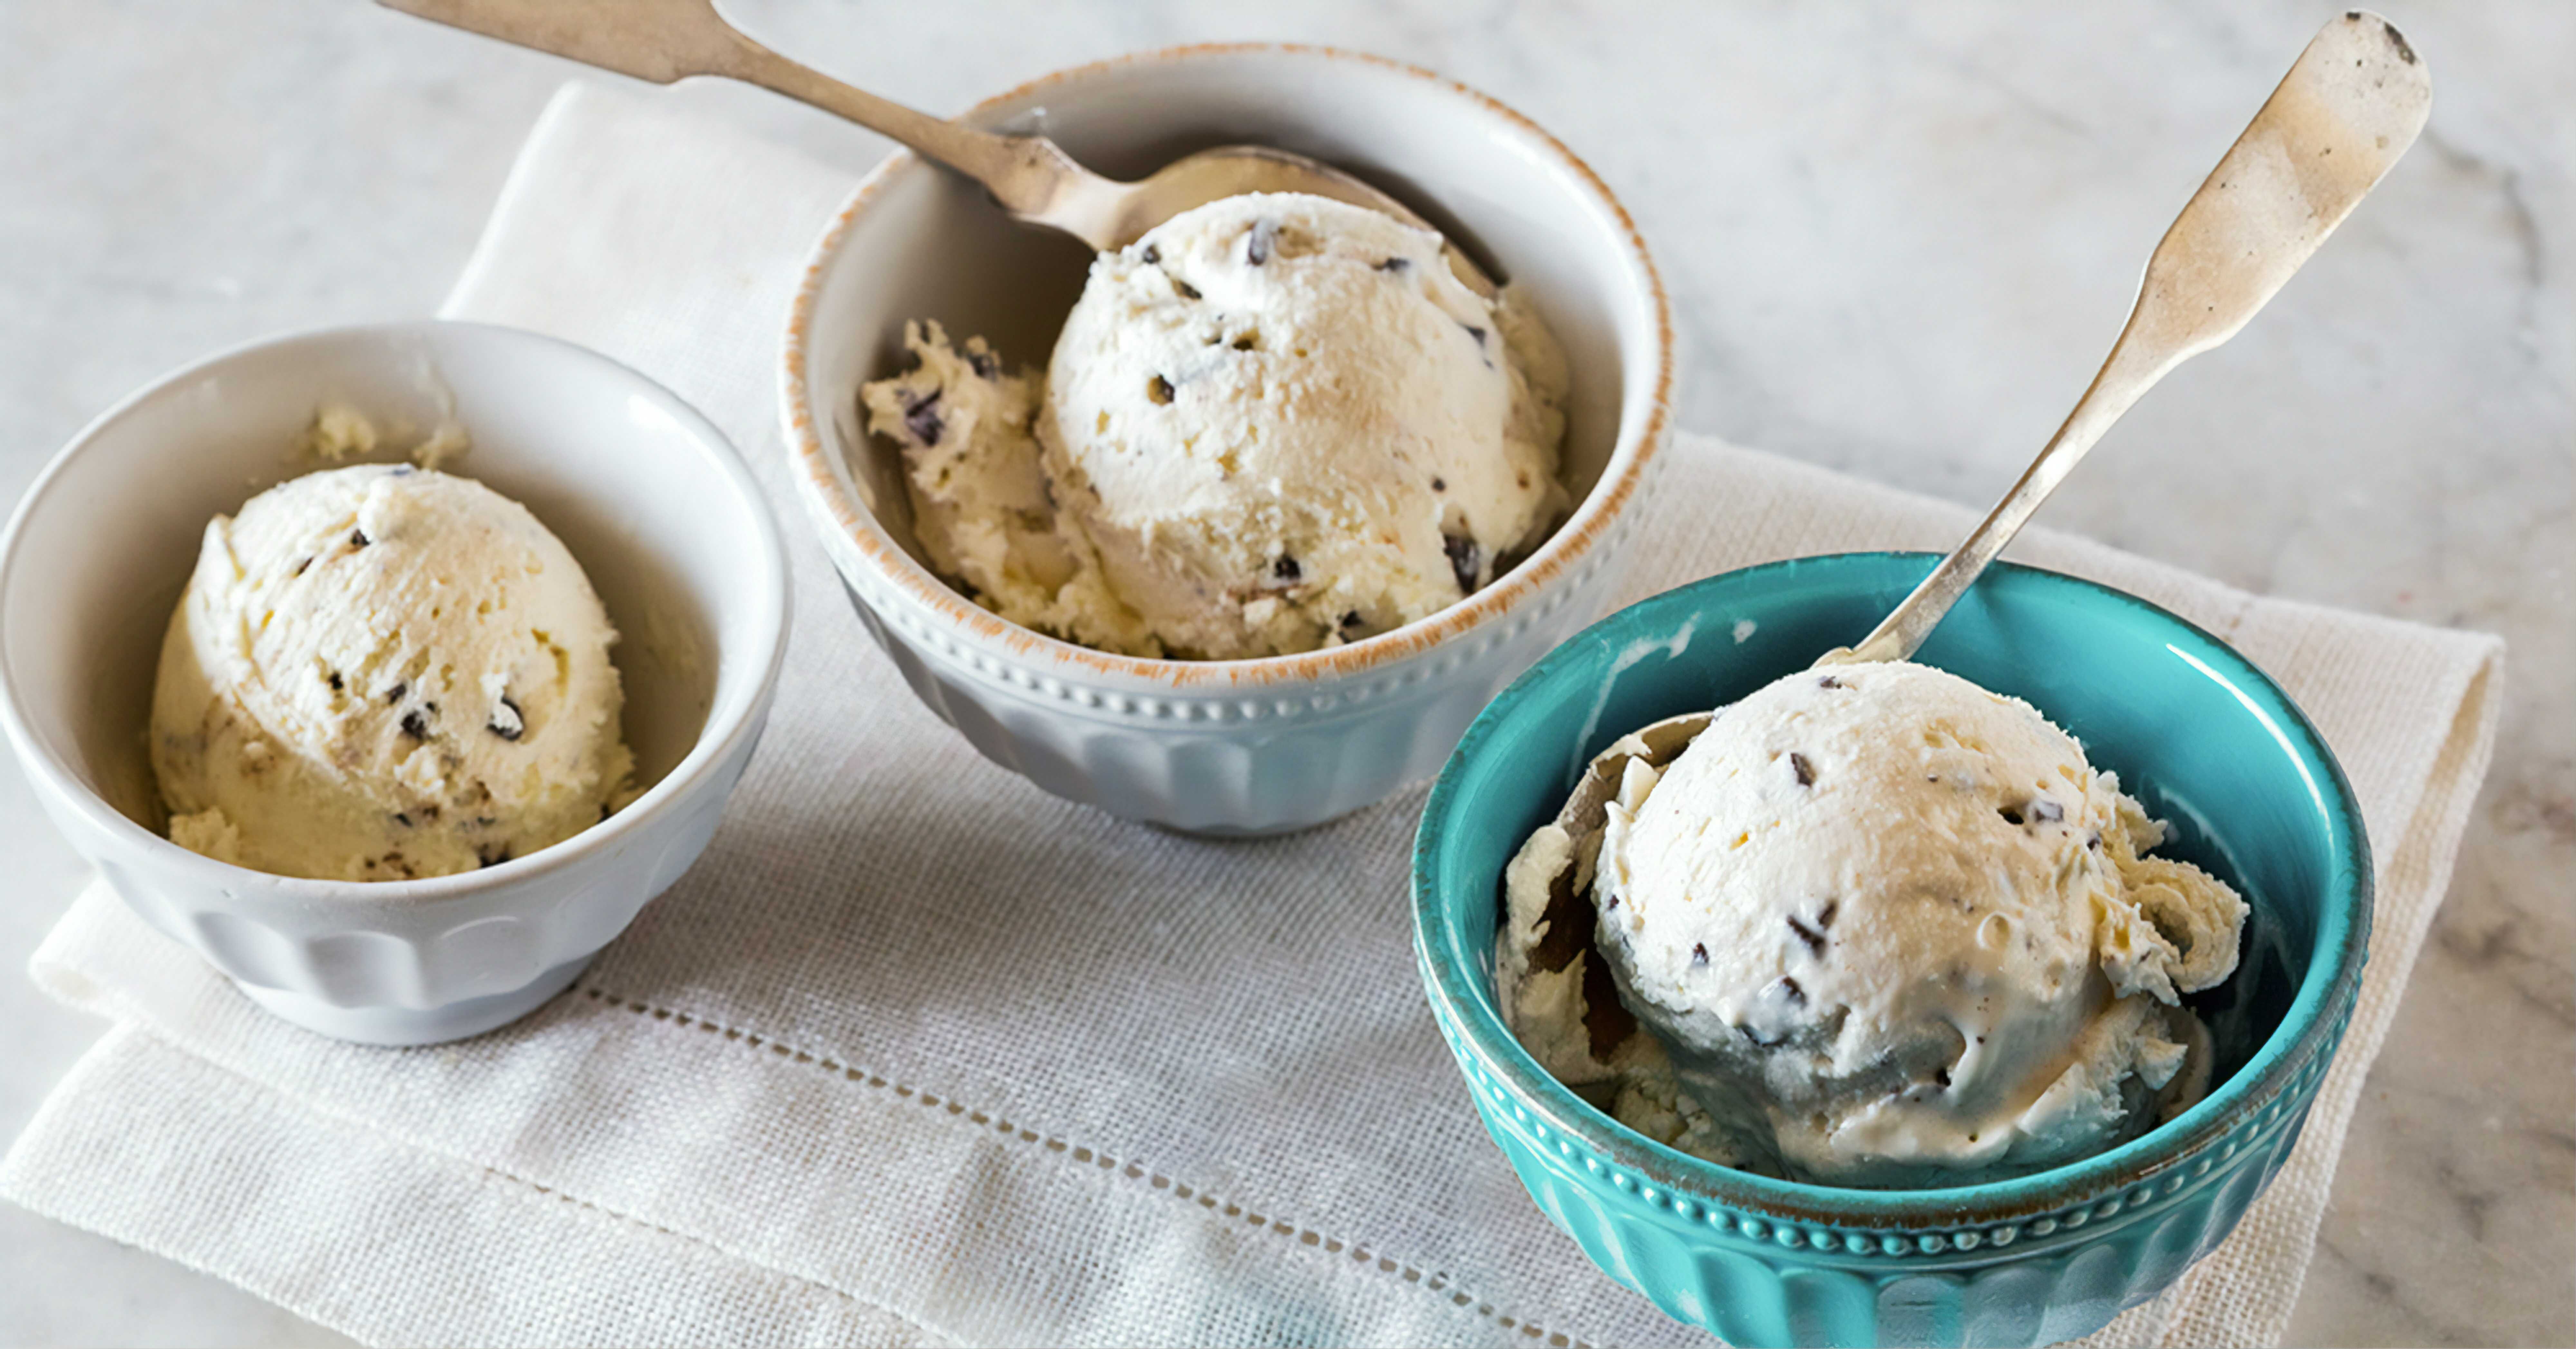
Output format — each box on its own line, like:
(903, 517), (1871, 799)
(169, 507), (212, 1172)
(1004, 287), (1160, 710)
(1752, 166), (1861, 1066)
(829, 504), (1635, 724)
(1439, 1000), (2354, 1260)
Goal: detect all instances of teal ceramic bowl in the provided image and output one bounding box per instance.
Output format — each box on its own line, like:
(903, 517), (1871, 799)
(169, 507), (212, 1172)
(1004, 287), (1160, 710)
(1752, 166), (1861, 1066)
(1412, 553), (2371, 1348)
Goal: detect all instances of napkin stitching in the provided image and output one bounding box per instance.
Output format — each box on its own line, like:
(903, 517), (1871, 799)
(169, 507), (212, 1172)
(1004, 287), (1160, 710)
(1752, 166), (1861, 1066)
(1, 1021), (947, 1348)
(575, 983), (1598, 1349)
(472, 1155), (937, 1335)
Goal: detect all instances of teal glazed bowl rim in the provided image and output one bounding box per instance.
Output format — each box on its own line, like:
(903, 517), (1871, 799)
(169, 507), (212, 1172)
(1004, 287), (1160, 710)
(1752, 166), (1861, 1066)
(1413, 552), (2373, 1230)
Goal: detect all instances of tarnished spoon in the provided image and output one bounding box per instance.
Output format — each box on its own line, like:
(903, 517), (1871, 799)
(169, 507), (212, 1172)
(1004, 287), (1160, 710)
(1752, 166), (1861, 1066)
(376, 0), (1501, 296)
(1562, 11), (2430, 827)
(1841, 9), (2429, 664)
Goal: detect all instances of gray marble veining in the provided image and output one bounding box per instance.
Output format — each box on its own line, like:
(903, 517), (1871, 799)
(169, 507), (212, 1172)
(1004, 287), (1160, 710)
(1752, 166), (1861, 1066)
(1, 2), (2566, 1345)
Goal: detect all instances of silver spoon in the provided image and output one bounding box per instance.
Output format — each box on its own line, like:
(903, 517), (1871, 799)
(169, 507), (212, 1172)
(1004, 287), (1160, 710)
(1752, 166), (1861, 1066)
(1560, 10), (2430, 831)
(376, 0), (1501, 296)
(1842, 9), (2429, 663)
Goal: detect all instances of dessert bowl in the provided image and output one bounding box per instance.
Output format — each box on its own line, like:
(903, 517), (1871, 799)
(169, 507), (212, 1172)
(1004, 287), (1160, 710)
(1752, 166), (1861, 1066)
(1412, 553), (2371, 1347)
(0, 321), (791, 1045)
(784, 43), (1671, 835)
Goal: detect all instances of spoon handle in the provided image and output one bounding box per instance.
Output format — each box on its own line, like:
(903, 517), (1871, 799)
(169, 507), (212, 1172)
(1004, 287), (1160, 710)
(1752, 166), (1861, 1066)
(376, 0), (1100, 223)
(1843, 11), (2430, 665)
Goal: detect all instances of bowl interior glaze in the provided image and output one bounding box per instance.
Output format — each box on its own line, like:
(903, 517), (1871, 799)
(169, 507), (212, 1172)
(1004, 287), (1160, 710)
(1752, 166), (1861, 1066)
(1416, 552), (2370, 1209)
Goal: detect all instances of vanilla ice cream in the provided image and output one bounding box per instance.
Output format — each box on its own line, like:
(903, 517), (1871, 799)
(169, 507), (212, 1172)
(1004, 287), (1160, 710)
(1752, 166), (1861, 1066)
(862, 323), (1159, 657)
(151, 464), (634, 880)
(1500, 661), (2247, 1187)
(864, 191), (1570, 659)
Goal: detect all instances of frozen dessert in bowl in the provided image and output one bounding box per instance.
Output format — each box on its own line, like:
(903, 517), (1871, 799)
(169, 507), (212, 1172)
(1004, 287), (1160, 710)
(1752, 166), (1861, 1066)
(0, 321), (790, 1045)
(1413, 554), (2371, 1346)
(152, 463), (638, 880)
(864, 191), (1569, 660)
(785, 44), (1669, 834)
(1501, 658), (2249, 1191)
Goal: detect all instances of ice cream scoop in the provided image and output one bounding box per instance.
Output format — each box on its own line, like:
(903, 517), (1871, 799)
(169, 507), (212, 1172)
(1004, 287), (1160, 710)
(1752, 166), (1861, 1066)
(864, 192), (1569, 660)
(1499, 661), (2247, 1185)
(150, 464), (634, 880)
(1042, 193), (1567, 658)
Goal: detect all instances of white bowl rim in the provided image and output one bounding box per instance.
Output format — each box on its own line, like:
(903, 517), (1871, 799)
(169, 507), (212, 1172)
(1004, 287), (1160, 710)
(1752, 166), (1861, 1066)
(0, 318), (793, 907)
(782, 41), (1672, 691)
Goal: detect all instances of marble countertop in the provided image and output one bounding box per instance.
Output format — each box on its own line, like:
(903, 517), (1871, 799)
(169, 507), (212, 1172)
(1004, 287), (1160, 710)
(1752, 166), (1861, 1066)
(1, 2), (2565, 1344)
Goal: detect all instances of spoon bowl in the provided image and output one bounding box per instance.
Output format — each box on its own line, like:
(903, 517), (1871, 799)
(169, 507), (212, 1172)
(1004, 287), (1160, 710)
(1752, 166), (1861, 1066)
(1057, 143), (1502, 294)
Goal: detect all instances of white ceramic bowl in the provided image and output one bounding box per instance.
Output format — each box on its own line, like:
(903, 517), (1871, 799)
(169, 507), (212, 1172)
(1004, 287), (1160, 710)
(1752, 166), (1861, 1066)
(784, 44), (1672, 835)
(0, 321), (791, 1045)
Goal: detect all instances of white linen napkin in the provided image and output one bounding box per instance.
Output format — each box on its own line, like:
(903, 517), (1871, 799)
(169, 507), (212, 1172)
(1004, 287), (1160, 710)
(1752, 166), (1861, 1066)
(1, 84), (2503, 1349)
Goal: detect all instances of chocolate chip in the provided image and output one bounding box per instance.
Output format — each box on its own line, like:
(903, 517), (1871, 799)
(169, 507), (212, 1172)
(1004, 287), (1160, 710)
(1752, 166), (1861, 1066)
(393, 812), (412, 828)
(385, 682), (406, 704)
(1147, 375), (1175, 405)
(1271, 555), (1302, 583)
(1460, 322), (1487, 346)
(2087, 832), (2103, 851)
(1787, 916), (1827, 958)
(349, 529), (369, 549)
(1172, 278), (1201, 300)
(901, 389), (944, 445)
(1934, 1065), (1953, 1089)
(1375, 256), (1410, 273)
(1775, 975), (1806, 1005)
(324, 670), (342, 692)
(1231, 333), (1256, 351)
(1603, 893), (1619, 911)
(1443, 533), (1483, 592)
(1430, 476), (1446, 493)
(488, 695), (524, 742)
(400, 709), (430, 740)
(2031, 799), (2064, 823)
(1818, 674), (1844, 689)
(1245, 218), (1277, 265)
(292, 557), (312, 577)
(1818, 899), (1838, 929)
(1692, 942), (1709, 965)
(1790, 752), (1815, 786)
(1140, 243), (1160, 265)
(2382, 19), (2417, 65)
(1998, 805), (2025, 826)
(966, 349), (999, 379)
(477, 844), (513, 869)
(1338, 610), (1365, 636)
